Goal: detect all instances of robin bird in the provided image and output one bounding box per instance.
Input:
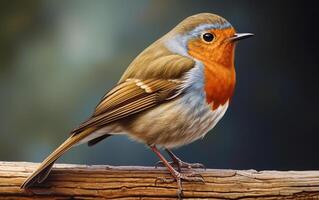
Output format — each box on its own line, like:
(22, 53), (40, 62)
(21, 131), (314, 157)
(21, 13), (253, 198)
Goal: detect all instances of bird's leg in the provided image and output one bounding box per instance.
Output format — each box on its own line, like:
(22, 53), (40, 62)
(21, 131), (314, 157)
(156, 149), (205, 172)
(166, 149), (206, 171)
(150, 145), (204, 199)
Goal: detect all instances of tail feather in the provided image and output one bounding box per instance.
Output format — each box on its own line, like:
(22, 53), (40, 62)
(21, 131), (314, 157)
(20, 128), (96, 189)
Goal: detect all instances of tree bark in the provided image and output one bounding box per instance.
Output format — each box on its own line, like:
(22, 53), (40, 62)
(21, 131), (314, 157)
(0, 161), (319, 199)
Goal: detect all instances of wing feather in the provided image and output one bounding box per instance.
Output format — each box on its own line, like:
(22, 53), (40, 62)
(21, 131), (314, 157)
(72, 79), (181, 134)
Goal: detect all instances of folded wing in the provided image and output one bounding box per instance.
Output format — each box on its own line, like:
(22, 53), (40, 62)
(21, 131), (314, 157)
(72, 78), (183, 134)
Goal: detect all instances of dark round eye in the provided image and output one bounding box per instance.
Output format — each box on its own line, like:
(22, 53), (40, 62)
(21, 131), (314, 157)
(202, 32), (214, 43)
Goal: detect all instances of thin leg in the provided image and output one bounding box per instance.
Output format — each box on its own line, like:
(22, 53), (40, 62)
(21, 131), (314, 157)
(150, 145), (204, 199)
(156, 149), (205, 172)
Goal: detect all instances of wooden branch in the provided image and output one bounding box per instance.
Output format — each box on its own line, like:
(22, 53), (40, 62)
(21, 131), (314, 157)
(1, 162), (319, 199)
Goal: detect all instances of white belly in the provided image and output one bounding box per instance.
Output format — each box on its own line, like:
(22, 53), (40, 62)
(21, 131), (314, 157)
(124, 86), (229, 149)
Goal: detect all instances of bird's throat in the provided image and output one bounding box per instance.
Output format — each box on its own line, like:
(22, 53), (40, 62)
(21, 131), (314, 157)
(188, 43), (236, 110)
(203, 61), (236, 110)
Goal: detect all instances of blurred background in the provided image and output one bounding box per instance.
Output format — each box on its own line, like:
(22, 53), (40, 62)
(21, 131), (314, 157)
(0, 0), (318, 171)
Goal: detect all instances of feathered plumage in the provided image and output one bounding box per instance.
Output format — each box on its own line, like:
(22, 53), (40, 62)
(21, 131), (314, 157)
(21, 13), (253, 196)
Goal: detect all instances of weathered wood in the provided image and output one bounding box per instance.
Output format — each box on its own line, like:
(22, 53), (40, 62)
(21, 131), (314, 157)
(0, 161), (319, 199)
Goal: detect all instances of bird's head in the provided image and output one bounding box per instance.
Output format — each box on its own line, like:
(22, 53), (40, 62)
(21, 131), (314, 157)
(165, 13), (253, 69)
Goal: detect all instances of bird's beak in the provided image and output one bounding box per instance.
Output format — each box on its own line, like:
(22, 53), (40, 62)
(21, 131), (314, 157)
(228, 33), (254, 42)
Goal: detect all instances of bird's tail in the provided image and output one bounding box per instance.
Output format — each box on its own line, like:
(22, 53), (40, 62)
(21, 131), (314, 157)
(20, 127), (96, 189)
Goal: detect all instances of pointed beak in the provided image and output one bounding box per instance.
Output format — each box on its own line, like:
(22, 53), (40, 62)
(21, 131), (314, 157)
(229, 33), (254, 42)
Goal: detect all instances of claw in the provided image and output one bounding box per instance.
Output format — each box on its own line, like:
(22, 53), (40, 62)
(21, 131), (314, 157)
(155, 160), (206, 172)
(155, 171), (205, 199)
(179, 161), (206, 170)
(184, 172), (205, 183)
(155, 177), (175, 185)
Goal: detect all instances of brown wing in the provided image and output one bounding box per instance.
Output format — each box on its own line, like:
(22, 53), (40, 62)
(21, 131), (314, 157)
(73, 52), (195, 134)
(119, 44), (195, 82)
(72, 79), (183, 134)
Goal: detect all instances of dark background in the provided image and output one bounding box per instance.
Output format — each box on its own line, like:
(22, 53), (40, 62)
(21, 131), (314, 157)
(0, 0), (318, 170)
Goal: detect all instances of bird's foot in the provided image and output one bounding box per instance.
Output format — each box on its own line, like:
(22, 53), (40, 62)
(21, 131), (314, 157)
(150, 146), (205, 199)
(155, 159), (205, 172)
(155, 170), (205, 199)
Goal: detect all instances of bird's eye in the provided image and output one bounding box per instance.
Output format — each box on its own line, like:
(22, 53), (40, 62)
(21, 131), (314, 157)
(201, 32), (215, 43)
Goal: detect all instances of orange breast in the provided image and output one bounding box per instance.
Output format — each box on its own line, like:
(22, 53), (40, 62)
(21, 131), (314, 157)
(204, 61), (236, 110)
